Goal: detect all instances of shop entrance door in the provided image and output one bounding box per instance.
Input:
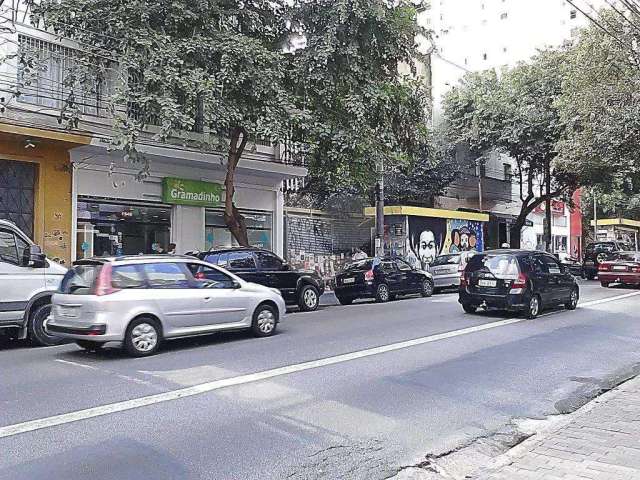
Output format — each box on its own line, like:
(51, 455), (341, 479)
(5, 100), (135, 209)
(0, 160), (36, 237)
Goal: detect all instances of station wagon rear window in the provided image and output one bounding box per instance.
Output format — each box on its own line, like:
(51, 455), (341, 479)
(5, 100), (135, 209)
(431, 254), (461, 266)
(60, 264), (102, 295)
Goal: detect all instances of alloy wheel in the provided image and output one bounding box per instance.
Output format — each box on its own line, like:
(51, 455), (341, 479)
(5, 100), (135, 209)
(378, 285), (389, 302)
(570, 289), (578, 308)
(257, 309), (276, 334)
(303, 289), (318, 309)
(131, 323), (158, 352)
(529, 296), (540, 317)
(423, 280), (433, 297)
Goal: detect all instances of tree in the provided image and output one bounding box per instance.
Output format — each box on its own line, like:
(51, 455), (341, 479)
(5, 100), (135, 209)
(384, 131), (464, 206)
(27, 0), (297, 245)
(441, 49), (580, 247)
(287, 0), (435, 208)
(556, 8), (640, 190)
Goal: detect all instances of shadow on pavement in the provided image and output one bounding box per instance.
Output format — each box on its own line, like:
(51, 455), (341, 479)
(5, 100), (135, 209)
(0, 438), (190, 480)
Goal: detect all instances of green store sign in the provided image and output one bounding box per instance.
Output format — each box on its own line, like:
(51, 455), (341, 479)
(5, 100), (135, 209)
(162, 177), (223, 207)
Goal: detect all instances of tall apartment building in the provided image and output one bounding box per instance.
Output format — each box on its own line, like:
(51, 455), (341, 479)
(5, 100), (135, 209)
(428, 0), (608, 115)
(0, 2), (305, 263)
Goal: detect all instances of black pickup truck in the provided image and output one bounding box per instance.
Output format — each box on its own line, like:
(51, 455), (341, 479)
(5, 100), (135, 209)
(196, 247), (325, 311)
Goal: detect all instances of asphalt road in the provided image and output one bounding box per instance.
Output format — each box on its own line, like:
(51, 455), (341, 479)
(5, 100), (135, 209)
(1, 280), (640, 480)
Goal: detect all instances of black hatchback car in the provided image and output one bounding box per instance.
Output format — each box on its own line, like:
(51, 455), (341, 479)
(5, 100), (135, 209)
(197, 248), (325, 311)
(582, 241), (631, 280)
(459, 250), (579, 319)
(334, 257), (434, 305)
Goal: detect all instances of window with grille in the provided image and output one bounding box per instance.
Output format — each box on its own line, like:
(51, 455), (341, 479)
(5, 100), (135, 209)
(17, 35), (115, 116)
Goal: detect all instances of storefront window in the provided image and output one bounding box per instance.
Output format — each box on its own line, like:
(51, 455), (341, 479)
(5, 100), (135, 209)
(76, 199), (171, 258)
(553, 235), (568, 254)
(205, 209), (272, 251)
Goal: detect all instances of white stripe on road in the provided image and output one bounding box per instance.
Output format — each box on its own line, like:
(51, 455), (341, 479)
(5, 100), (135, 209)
(54, 359), (99, 371)
(579, 291), (640, 307)
(0, 291), (638, 439)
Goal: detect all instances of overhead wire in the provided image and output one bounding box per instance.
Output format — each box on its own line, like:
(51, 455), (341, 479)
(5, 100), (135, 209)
(601, 0), (640, 34)
(566, 0), (631, 50)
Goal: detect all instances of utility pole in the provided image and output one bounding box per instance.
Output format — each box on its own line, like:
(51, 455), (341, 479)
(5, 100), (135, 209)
(375, 159), (385, 257)
(544, 158), (552, 253)
(477, 158), (484, 212)
(593, 192), (598, 242)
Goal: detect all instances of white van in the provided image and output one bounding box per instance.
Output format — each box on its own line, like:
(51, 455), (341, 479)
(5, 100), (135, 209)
(0, 219), (67, 345)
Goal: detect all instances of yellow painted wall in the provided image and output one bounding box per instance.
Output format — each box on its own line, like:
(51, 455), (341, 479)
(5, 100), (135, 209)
(0, 132), (74, 265)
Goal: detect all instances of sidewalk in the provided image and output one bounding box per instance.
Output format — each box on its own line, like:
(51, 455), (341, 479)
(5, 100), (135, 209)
(475, 375), (640, 480)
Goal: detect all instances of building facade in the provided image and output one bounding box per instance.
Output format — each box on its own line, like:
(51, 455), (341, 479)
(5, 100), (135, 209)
(0, 2), (305, 262)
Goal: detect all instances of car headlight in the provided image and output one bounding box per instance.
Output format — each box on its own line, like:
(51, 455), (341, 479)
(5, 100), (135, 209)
(270, 288), (283, 297)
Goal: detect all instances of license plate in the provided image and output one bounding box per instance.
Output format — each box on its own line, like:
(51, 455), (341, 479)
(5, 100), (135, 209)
(585, 261), (594, 265)
(478, 279), (497, 287)
(613, 266), (627, 271)
(343, 278), (355, 284)
(59, 306), (79, 318)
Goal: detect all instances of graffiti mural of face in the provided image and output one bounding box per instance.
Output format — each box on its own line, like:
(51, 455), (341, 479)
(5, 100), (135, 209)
(460, 233), (470, 250)
(418, 230), (437, 266)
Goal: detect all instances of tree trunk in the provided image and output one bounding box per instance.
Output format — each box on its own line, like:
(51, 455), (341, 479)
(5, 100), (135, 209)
(509, 189), (566, 249)
(510, 221), (523, 249)
(224, 126), (250, 246)
(544, 158), (552, 253)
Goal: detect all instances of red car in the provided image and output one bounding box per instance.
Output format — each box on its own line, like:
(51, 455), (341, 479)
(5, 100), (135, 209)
(598, 251), (640, 288)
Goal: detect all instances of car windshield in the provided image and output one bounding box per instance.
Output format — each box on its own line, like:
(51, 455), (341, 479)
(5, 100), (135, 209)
(60, 263), (102, 295)
(431, 254), (461, 266)
(614, 252), (640, 262)
(468, 254), (520, 279)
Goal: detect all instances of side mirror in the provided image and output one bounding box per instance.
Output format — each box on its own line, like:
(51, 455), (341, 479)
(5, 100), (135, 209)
(281, 263), (291, 271)
(232, 281), (242, 289)
(22, 245), (46, 268)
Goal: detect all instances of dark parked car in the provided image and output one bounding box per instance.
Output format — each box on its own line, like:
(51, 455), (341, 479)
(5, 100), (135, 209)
(197, 248), (325, 311)
(583, 241), (631, 280)
(334, 257), (434, 305)
(459, 250), (579, 319)
(554, 254), (584, 278)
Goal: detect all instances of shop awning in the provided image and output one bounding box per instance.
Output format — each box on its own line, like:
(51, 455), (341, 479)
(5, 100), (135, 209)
(589, 218), (640, 228)
(363, 205), (490, 222)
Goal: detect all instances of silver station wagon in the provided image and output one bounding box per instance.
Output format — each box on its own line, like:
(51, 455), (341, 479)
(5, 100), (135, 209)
(430, 251), (476, 291)
(46, 255), (286, 357)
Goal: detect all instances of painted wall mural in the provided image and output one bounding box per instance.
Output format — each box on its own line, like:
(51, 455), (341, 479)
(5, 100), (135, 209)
(407, 216), (484, 270)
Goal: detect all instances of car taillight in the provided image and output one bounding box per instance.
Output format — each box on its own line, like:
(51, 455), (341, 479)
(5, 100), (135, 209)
(598, 263), (610, 272)
(633, 266), (640, 273)
(509, 273), (528, 294)
(364, 269), (374, 282)
(460, 269), (469, 288)
(93, 263), (120, 296)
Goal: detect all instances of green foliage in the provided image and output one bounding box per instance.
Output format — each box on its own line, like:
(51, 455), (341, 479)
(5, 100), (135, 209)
(288, 0), (438, 205)
(384, 131), (464, 206)
(557, 8), (640, 195)
(27, 0), (451, 219)
(441, 48), (581, 243)
(28, 0), (295, 146)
